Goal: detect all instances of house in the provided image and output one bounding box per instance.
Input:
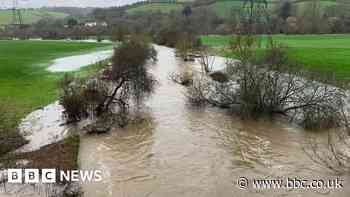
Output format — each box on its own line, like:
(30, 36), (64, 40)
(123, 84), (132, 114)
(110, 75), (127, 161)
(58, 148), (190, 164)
(84, 21), (108, 27)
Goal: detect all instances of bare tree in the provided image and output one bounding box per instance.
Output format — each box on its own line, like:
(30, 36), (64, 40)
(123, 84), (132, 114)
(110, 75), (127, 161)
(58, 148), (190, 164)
(175, 34), (194, 61)
(278, 0), (293, 21)
(95, 35), (157, 126)
(60, 35), (157, 127)
(198, 46), (216, 73)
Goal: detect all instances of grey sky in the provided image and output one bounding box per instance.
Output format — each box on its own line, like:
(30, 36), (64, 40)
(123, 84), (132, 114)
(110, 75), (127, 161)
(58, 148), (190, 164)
(0, 0), (141, 8)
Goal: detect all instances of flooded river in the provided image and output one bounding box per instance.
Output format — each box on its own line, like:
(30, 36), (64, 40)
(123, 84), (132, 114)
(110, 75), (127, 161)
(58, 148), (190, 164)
(79, 45), (350, 197)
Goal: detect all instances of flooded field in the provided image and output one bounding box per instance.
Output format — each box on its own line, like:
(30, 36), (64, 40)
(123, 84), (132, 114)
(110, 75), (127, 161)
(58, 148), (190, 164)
(18, 102), (67, 152)
(48, 50), (113, 72)
(79, 45), (350, 197)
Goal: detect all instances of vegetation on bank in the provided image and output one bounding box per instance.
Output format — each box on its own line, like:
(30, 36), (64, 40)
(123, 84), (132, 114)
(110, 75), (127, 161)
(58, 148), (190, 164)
(201, 34), (350, 81)
(0, 40), (111, 156)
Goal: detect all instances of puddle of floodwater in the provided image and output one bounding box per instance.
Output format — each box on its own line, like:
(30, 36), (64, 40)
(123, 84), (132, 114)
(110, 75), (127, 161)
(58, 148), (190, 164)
(192, 56), (237, 72)
(47, 50), (113, 72)
(78, 45), (350, 197)
(17, 101), (67, 152)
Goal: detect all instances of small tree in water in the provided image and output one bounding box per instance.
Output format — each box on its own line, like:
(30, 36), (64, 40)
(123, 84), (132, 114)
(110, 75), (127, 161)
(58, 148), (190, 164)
(96, 35), (157, 126)
(60, 35), (157, 127)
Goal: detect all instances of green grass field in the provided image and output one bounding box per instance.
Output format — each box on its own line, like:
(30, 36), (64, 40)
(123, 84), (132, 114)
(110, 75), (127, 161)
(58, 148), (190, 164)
(0, 9), (68, 25)
(0, 40), (111, 118)
(201, 34), (350, 81)
(0, 40), (111, 156)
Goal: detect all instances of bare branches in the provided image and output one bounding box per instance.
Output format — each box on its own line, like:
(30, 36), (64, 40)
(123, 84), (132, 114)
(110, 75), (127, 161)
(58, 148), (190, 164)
(305, 128), (350, 174)
(186, 35), (346, 129)
(96, 36), (158, 123)
(186, 78), (208, 106)
(186, 76), (240, 108)
(198, 46), (216, 73)
(59, 35), (157, 127)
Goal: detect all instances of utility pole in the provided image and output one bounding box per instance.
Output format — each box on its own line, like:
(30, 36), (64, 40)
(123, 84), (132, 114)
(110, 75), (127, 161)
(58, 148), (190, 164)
(12, 0), (23, 26)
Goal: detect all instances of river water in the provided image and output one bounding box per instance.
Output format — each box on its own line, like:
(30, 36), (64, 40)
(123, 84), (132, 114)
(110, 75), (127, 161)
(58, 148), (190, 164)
(79, 45), (350, 197)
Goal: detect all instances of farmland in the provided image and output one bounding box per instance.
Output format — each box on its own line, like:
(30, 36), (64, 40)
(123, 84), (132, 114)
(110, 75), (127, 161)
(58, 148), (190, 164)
(201, 34), (350, 81)
(0, 40), (111, 118)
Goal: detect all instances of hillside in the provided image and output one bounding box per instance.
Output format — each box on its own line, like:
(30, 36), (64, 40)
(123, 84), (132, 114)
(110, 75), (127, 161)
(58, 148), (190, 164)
(125, 0), (342, 17)
(0, 9), (68, 25)
(205, 0), (343, 18)
(127, 3), (184, 14)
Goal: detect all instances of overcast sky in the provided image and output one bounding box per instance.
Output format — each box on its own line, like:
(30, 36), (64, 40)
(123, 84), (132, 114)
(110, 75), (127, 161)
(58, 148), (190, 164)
(0, 0), (141, 8)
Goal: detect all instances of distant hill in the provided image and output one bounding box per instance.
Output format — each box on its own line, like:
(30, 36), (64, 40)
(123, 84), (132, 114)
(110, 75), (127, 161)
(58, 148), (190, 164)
(41, 7), (95, 17)
(0, 9), (68, 25)
(125, 0), (193, 14)
(126, 3), (184, 14)
(124, 0), (342, 17)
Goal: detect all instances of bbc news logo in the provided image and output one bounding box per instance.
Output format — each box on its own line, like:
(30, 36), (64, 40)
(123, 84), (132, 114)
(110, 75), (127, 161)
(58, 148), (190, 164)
(7, 169), (102, 183)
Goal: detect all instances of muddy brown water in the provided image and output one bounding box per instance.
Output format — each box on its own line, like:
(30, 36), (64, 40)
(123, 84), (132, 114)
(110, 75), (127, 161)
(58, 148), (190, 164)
(78, 45), (350, 197)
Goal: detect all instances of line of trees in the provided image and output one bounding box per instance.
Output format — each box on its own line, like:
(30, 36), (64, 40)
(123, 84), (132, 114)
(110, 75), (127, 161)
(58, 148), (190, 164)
(2, 0), (350, 40)
(272, 0), (350, 34)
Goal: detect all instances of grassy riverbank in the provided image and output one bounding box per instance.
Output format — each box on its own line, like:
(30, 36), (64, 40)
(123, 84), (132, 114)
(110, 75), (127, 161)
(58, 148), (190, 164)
(201, 34), (350, 81)
(0, 40), (112, 156)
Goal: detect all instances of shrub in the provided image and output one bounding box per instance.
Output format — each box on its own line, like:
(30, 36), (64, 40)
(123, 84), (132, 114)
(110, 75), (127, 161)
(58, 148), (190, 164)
(263, 36), (289, 67)
(209, 71), (229, 83)
(301, 106), (340, 130)
(59, 75), (89, 122)
(169, 70), (193, 86)
(186, 79), (207, 106)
